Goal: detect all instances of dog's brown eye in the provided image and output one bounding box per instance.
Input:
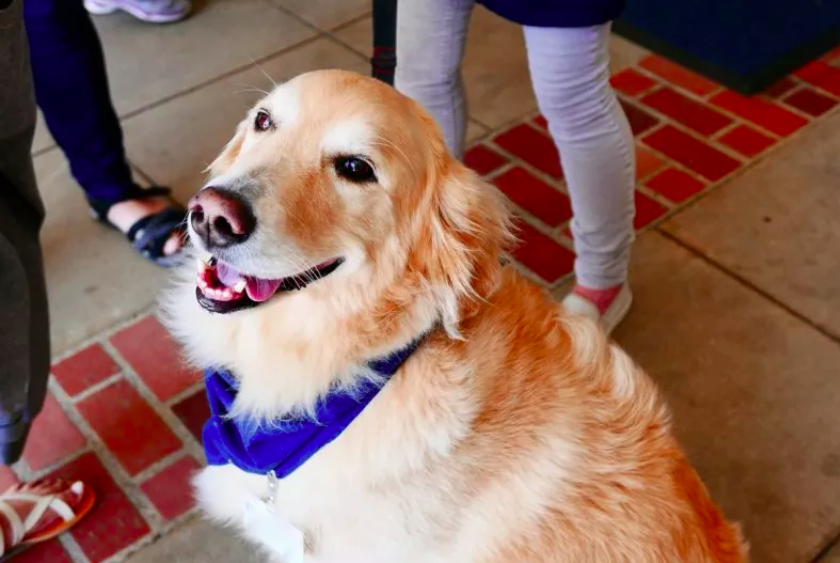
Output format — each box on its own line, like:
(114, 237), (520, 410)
(254, 111), (273, 132)
(335, 157), (376, 183)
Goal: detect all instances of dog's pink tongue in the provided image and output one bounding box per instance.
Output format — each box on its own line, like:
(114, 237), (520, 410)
(245, 277), (283, 302)
(216, 262), (243, 288)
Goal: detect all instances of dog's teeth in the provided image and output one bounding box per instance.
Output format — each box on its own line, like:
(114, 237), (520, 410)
(202, 286), (239, 302)
(233, 280), (246, 293)
(198, 251), (217, 266)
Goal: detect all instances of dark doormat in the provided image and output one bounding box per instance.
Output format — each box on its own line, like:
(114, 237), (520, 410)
(614, 0), (840, 95)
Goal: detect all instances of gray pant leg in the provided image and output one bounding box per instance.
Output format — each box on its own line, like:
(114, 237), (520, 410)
(524, 25), (635, 289)
(0, 0), (50, 465)
(394, 0), (475, 159)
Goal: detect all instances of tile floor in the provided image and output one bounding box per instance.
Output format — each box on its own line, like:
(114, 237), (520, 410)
(13, 1), (840, 561)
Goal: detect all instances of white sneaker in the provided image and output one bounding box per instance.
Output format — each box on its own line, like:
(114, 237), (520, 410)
(562, 284), (633, 335)
(84, 0), (191, 23)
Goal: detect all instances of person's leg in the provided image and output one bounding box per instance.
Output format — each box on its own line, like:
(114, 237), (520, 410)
(524, 23), (635, 326)
(0, 7), (94, 553)
(0, 0), (49, 465)
(25, 0), (133, 204)
(394, 0), (475, 159)
(23, 0), (183, 259)
(0, 154), (48, 466)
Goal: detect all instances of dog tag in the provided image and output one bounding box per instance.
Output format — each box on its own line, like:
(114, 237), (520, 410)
(243, 494), (304, 563)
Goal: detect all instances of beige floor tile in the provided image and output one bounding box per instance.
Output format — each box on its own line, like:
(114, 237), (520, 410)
(35, 150), (166, 354)
(460, 7), (535, 129)
(336, 10), (648, 131)
(32, 112), (54, 155)
(122, 38), (369, 201)
(610, 231), (840, 563)
(607, 33), (650, 72)
(125, 518), (261, 563)
(332, 14), (371, 55)
(661, 111), (840, 340)
(273, 0), (370, 30)
(93, 0), (316, 116)
(466, 119), (489, 143)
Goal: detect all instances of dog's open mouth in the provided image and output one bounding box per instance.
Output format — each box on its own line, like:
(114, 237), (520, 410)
(195, 255), (343, 314)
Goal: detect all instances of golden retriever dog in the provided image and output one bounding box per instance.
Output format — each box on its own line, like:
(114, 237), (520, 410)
(163, 69), (747, 562)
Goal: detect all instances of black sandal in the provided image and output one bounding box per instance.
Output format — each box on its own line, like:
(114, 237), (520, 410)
(88, 186), (187, 268)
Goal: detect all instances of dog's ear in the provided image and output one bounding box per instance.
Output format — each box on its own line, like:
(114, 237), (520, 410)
(412, 156), (514, 337)
(206, 118), (248, 177)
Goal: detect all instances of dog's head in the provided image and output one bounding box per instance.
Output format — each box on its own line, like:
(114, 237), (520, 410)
(182, 70), (511, 352)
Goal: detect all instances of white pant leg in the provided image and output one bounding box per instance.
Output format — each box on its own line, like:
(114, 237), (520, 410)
(394, 0), (475, 159)
(524, 24), (635, 289)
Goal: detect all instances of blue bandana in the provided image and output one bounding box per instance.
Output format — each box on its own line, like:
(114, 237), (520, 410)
(202, 336), (424, 477)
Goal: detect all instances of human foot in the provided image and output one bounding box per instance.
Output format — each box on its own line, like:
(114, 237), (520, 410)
(562, 283), (632, 335)
(84, 0), (191, 23)
(107, 197), (184, 257)
(89, 186), (187, 268)
(0, 478), (95, 556)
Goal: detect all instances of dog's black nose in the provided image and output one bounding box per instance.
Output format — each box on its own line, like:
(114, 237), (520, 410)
(189, 187), (256, 248)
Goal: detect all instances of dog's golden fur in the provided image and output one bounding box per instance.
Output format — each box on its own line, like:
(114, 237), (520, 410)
(164, 70), (747, 562)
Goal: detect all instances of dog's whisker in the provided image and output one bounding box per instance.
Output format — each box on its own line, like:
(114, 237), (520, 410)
(279, 248), (325, 289)
(231, 78), (272, 97)
(245, 56), (277, 89)
(285, 248), (311, 274)
(234, 87), (271, 96)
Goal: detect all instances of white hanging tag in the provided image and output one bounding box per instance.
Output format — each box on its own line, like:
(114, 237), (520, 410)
(243, 473), (304, 563)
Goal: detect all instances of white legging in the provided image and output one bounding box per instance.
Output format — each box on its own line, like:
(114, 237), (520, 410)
(395, 0), (635, 289)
